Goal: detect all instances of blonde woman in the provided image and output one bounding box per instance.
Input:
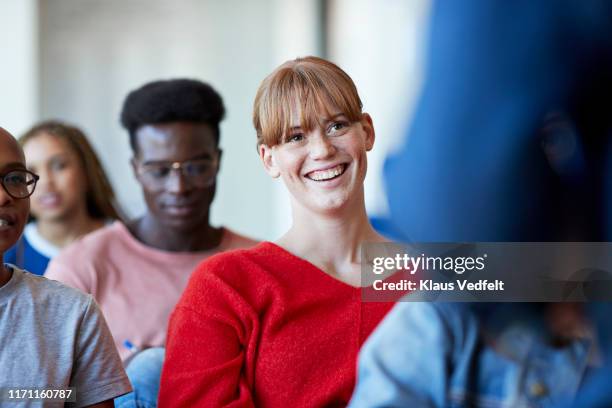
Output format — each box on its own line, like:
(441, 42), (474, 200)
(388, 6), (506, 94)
(159, 57), (392, 407)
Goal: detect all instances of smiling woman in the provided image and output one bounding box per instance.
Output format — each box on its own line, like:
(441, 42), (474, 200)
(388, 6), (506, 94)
(3, 121), (121, 275)
(159, 56), (393, 407)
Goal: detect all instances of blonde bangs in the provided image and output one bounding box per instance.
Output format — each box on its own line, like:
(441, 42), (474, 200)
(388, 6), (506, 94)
(254, 56), (363, 147)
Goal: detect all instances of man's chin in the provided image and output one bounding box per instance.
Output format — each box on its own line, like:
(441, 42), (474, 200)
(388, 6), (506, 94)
(160, 215), (207, 232)
(0, 235), (20, 254)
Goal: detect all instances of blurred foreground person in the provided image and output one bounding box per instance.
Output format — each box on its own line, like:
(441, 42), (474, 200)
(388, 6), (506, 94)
(351, 0), (612, 407)
(385, 0), (612, 242)
(0, 126), (131, 407)
(5, 121), (120, 275)
(45, 79), (257, 407)
(350, 302), (593, 407)
(159, 57), (393, 407)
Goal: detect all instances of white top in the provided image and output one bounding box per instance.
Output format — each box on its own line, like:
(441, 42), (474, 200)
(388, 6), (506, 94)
(23, 222), (61, 259)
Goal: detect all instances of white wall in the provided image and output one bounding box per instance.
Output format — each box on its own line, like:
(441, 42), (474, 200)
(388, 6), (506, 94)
(39, 0), (326, 240)
(328, 0), (431, 217)
(0, 0), (38, 135)
(266, 0), (326, 235)
(8, 0), (429, 240)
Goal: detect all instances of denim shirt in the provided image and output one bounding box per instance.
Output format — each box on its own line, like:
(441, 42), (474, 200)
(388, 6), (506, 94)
(349, 303), (592, 408)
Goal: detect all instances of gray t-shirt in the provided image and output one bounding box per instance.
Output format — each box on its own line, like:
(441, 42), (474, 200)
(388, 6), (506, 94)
(0, 266), (132, 407)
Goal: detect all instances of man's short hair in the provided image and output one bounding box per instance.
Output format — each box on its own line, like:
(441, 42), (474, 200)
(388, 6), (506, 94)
(120, 78), (226, 151)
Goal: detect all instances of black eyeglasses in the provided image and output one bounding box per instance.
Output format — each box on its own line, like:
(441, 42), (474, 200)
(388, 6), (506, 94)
(1, 169), (39, 199)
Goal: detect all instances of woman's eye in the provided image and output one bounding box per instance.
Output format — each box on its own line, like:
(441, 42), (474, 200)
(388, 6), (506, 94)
(50, 160), (67, 171)
(288, 133), (304, 143)
(329, 121), (348, 134)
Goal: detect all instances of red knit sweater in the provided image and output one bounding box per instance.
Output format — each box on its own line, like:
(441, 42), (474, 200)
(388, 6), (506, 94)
(159, 242), (393, 407)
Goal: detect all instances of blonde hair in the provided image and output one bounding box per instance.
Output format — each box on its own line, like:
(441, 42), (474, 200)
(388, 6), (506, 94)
(19, 120), (122, 221)
(253, 56), (363, 147)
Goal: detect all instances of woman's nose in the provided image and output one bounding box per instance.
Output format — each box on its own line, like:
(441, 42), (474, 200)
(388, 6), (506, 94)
(309, 132), (336, 159)
(35, 167), (54, 189)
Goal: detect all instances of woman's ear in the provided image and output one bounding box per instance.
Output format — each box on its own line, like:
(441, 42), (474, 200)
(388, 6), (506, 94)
(259, 144), (280, 178)
(361, 113), (375, 151)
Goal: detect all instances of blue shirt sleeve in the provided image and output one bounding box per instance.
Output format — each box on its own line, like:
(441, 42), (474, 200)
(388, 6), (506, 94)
(349, 303), (455, 407)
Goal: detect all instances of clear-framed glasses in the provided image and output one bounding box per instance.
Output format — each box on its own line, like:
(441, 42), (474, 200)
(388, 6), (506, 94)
(0, 169), (39, 199)
(136, 156), (219, 189)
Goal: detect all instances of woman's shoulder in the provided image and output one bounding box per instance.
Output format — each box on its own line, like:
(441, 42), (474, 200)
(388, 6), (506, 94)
(190, 241), (345, 294)
(178, 242), (285, 313)
(184, 242), (297, 298)
(193, 242), (280, 277)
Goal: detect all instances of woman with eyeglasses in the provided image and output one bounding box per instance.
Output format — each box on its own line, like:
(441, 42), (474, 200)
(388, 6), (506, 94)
(4, 120), (121, 275)
(159, 57), (393, 407)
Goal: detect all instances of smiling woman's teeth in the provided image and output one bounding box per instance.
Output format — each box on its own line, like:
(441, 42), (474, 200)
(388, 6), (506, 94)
(308, 164), (345, 181)
(0, 219), (9, 227)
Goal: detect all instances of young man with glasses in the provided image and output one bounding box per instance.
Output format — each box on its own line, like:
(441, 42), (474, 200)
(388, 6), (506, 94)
(45, 80), (257, 406)
(0, 127), (131, 407)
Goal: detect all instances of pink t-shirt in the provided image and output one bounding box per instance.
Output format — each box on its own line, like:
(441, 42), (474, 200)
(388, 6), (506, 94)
(45, 221), (257, 361)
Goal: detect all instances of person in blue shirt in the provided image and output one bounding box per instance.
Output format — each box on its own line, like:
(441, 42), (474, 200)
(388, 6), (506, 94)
(4, 120), (121, 275)
(350, 302), (594, 407)
(350, 0), (612, 406)
(384, 0), (612, 242)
